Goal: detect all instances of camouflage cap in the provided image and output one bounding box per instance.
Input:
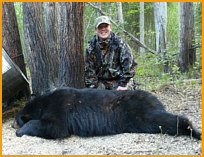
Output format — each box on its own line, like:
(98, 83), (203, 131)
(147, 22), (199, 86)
(95, 16), (111, 28)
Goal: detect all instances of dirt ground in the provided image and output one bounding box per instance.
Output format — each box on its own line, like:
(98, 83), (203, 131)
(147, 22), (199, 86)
(2, 81), (202, 155)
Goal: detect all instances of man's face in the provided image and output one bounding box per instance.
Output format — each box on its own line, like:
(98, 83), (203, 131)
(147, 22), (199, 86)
(95, 23), (112, 40)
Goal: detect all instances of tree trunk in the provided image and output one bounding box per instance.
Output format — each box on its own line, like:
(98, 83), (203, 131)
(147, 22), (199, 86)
(154, 2), (168, 72)
(115, 2), (124, 26)
(44, 2), (61, 85)
(2, 2), (30, 100)
(23, 2), (53, 95)
(178, 2), (196, 72)
(2, 2), (27, 77)
(139, 2), (145, 54)
(58, 2), (85, 88)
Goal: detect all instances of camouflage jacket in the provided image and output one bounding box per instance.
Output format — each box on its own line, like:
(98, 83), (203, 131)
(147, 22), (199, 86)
(85, 32), (137, 89)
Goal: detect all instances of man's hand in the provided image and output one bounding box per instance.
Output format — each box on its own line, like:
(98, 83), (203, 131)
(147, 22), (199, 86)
(116, 86), (128, 90)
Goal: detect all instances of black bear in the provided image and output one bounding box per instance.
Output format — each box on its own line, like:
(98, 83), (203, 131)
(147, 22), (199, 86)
(12, 87), (201, 140)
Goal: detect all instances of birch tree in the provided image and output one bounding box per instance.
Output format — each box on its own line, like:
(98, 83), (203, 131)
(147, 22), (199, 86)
(154, 2), (168, 72)
(140, 2), (145, 54)
(115, 2), (124, 26)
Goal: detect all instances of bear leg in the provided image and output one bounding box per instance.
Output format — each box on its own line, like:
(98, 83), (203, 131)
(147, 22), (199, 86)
(16, 120), (68, 139)
(16, 120), (44, 138)
(146, 111), (202, 140)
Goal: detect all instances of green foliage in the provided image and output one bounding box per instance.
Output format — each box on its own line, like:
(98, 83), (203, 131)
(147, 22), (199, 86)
(136, 53), (161, 77)
(194, 2), (202, 36)
(167, 2), (178, 51)
(84, 3), (97, 51)
(14, 2), (23, 40)
(159, 126), (162, 134)
(122, 3), (140, 49)
(14, 2), (23, 31)
(14, 98), (26, 106)
(193, 2), (202, 75)
(14, 2), (27, 59)
(144, 3), (155, 50)
(134, 50), (198, 90)
(25, 63), (30, 76)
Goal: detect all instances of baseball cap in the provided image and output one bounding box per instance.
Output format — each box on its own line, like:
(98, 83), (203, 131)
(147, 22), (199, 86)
(95, 16), (111, 28)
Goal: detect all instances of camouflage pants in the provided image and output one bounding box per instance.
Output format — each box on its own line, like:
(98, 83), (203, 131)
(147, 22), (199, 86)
(97, 78), (134, 90)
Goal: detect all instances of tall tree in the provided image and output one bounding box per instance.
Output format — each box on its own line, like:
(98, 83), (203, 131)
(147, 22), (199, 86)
(154, 2), (168, 72)
(139, 2), (145, 54)
(44, 2), (61, 85)
(23, 2), (52, 95)
(115, 2), (124, 26)
(2, 2), (27, 77)
(178, 2), (196, 72)
(58, 2), (85, 88)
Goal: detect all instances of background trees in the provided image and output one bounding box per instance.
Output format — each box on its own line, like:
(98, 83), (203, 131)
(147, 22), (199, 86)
(178, 2), (196, 73)
(115, 2), (124, 26)
(139, 2), (145, 54)
(154, 2), (168, 72)
(6, 2), (202, 95)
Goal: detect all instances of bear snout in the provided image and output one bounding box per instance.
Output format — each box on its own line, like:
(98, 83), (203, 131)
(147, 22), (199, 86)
(11, 119), (20, 129)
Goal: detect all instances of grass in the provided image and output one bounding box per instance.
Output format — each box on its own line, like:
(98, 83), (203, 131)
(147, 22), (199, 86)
(134, 52), (202, 91)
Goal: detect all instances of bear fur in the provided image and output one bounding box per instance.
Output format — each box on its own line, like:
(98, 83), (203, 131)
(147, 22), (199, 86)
(13, 87), (201, 140)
